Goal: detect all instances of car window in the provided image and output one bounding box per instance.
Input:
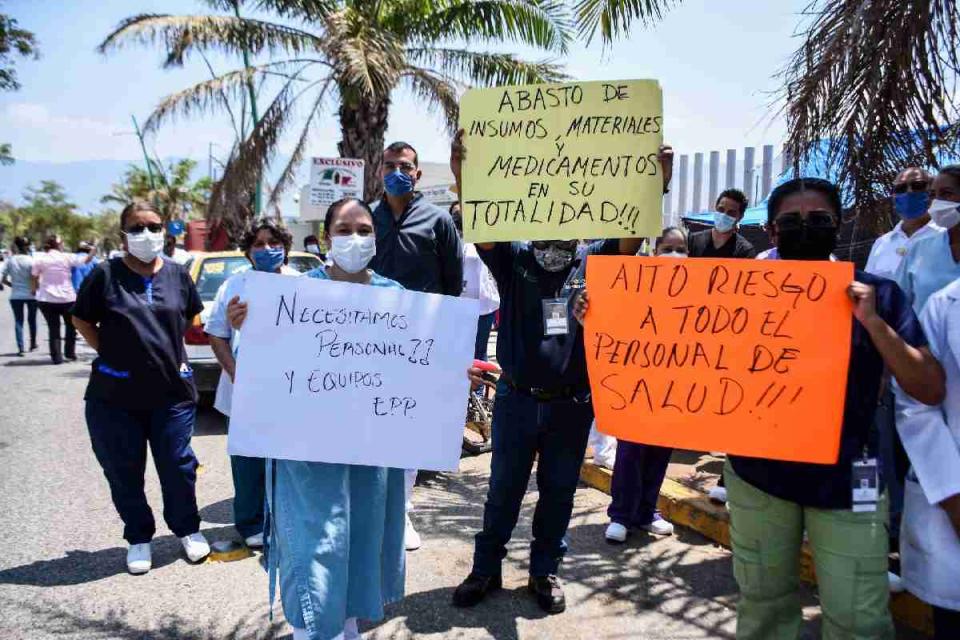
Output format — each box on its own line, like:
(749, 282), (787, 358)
(288, 254), (322, 273)
(195, 257), (251, 301)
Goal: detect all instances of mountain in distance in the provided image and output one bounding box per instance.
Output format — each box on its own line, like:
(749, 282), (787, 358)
(1, 158), (146, 213)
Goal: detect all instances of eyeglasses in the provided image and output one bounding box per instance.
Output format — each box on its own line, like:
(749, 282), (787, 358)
(892, 180), (930, 194)
(124, 223), (164, 234)
(774, 211), (837, 231)
(384, 161), (416, 173)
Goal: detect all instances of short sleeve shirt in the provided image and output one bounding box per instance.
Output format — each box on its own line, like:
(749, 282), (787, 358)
(688, 230), (757, 259)
(479, 239), (618, 389)
(864, 220), (942, 280)
(72, 257), (204, 409)
(1, 255), (35, 300)
(729, 270), (927, 509)
(32, 250), (87, 303)
(895, 231), (960, 315)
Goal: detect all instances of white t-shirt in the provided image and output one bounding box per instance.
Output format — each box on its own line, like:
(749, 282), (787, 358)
(205, 266), (300, 416)
(865, 220), (943, 280)
(462, 243), (500, 316)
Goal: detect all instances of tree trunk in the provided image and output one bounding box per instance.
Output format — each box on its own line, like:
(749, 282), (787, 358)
(338, 90), (391, 203)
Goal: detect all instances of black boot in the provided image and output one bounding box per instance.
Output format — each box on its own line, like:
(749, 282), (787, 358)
(528, 575), (565, 614)
(452, 573), (502, 608)
(50, 338), (63, 364)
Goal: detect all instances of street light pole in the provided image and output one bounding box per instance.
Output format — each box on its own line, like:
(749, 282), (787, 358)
(131, 115), (156, 193)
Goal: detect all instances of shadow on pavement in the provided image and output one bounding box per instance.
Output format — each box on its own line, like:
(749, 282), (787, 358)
(194, 407), (227, 437)
(200, 498), (234, 525)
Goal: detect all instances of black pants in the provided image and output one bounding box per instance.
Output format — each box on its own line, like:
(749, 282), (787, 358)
(934, 605), (960, 640)
(10, 299), (38, 352)
(38, 301), (76, 363)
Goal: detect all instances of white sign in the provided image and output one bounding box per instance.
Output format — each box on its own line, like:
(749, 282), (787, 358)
(300, 157), (365, 221)
(228, 272), (479, 471)
(419, 184), (457, 205)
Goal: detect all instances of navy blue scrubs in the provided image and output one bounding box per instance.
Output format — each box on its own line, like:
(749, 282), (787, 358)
(72, 257), (204, 544)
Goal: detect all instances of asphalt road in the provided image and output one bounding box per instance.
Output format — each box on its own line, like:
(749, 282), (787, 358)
(0, 286), (833, 639)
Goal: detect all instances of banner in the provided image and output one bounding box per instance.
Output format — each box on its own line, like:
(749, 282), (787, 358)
(458, 79), (663, 243)
(585, 256), (854, 464)
(300, 157), (365, 221)
(228, 272), (479, 471)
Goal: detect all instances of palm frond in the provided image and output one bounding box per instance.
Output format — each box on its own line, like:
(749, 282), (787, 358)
(573, 0), (676, 45)
(402, 67), (461, 134)
(406, 47), (567, 86)
(781, 0), (960, 225)
(322, 10), (405, 98)
(251, 0), (341, 20)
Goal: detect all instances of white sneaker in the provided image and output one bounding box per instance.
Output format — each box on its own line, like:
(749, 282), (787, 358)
(180, 532), (211, 562)
(605, 522), (628, 543)
(639, 517), (675, 536)
(708, 487), (728, 504)
(127, 542), (152, 574)
(404, 515), (422, 551)
(244, 532), (264, 549)
(888, 571), (905, 593)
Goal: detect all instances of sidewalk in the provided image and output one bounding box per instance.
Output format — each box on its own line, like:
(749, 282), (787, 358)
(579, 451), (935, 636)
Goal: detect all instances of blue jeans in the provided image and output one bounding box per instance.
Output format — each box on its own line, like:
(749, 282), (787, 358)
(85, 399), (201, 544)
(608, 441), (673, 527)
(231, 454), (265, 538)
(474, 312), (496, 361)
(9, 299), (37, 352)
(472, 382), (593, 577)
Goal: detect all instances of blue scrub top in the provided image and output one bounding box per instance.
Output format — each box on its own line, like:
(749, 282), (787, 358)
(479, 239), (619, 390)
(895, 230), (960, 315)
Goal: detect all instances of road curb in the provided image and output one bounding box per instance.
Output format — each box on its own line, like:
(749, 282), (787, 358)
(579, 461), (934, 635)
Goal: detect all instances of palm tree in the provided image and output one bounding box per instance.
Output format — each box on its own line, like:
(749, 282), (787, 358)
(0, 142), (12, 166)
(102, 158), (212, 222)
(98, 0), (570, 238)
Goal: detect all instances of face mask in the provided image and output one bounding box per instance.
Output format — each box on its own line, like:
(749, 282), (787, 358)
(713, 212), (738, 233)
(893, 191), (930, 220)
(776, 226), (837, 260)
(125, 230), (165, 263)
(384, 169), (414, 197)
(929, 198), (960, 228)
(533, 244), (575, 272)
(658, 250), (687, 259)
(251, 247), (285, 272)
(330, 233), (376, 273)
(305, 243), (321, 255)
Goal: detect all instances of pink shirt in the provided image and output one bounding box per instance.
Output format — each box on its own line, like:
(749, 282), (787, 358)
(31, 250), (87, 303)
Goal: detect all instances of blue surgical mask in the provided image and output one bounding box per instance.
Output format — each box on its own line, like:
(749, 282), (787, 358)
(384, 169), (414, 197)
(893, 191), (930, 220)
(251, 247), (285, 272)
(713, 211), (737, 233)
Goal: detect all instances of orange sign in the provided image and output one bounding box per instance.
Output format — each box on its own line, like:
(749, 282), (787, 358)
(585, 256), (854, 464)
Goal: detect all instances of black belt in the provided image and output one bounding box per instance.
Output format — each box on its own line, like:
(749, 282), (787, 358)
(500, 373), (590, 402)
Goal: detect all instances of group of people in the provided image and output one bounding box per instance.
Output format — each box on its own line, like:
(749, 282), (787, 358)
(10, 129), (957, 640)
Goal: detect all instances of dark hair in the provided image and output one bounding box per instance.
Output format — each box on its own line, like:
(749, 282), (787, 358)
(323, 198), (374, 235)
(240, 219), (293, 263)
(384, 141), (418, 167)
(44, 235), (61, 251)
(655, 226), (688, 249)
(303, 235), (319, 247)
(449, 201), (463, 232)
(766, 178), (843, 225)
(13, 236), (29, 253)
(938, 164), (960, 185)
(716, 188), (749, 217)
(119, 201), (161, 230)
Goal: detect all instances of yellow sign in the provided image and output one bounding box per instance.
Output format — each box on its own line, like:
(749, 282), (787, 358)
(459, 79), (663, 243)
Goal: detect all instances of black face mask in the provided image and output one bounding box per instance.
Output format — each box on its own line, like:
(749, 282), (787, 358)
(777, 226), (837, 260)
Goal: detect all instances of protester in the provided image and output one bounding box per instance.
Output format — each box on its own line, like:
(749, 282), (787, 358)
(71, 242), (100, 293)
(205, 219), (300, 549)
(228, 198), (404, 640)
(303, 234), (325, 260)
(0, 236), (38, 355)
(450, 201), (499, 361)
(71, 201), (209, 574)
(572, 228), (688, 543)
(723, 177), (944, 639)
(31, 234), (94, 364)
(370, 140), (464, 552)
(895, 165), (960, 314)
(687, 189), (757, 258)
(895, 278), (960, 639)
(449, 129), (673, 613)
(163, 233), (192, 265)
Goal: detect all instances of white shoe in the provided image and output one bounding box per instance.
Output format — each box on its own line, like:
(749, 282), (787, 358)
(708, 487), (728, 504)
(888, 571), (905, 593)
(404, 515), (421, 551)
(343, 617), (361, 640)
(127, 542), (152, 574)
(244, 532), (264, 549)
(180, 531), (211, 562)
(605, 522), (628, 543)
(639, 517), (675, 536)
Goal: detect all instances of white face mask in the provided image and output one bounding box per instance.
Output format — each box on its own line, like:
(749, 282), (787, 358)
(329, 233), (376, 274)
(125, 230), (165, 263)
(929, 198), (960, 229)
(305, 243), (321, 255)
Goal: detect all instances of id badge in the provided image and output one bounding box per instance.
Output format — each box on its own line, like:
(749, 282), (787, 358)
(542, 297), (569, 336)
(851, 458), (879, 512)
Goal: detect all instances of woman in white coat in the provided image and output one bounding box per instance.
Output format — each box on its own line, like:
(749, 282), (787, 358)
(896, 277), (960, 639)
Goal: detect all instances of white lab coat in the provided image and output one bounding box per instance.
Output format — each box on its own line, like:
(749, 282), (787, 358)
(895, 278), (960, 611)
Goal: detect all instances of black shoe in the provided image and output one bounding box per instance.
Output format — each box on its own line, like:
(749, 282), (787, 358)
(29, 344), (38, 351)
(452, 573), (502, 608)
(65, 354), (77, 361)
(528, 575), (565, 614)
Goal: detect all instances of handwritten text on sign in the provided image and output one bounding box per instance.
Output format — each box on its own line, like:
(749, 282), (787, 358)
(585, 257), (854, 464)
(228, 272), (479, 471)
(459, 80), (663, 243)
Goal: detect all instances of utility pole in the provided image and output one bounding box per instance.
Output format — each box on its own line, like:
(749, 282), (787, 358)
(131, 115), (156, 193)
(234, 0), (262, 216)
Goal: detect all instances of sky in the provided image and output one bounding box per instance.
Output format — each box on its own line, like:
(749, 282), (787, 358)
(0, 0), (809, 210)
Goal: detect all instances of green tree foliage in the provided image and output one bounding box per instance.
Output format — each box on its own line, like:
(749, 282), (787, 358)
(0, 4), (37, 91)
(102, 158), (212, 222)
(0, 182), (118, 252)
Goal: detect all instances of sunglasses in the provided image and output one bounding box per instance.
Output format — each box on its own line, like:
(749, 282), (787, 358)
(892, 180), (930, 195)
(124, 223), (164, 234)
(774, 211), (837, 232)
(384, 161), (417, 172)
